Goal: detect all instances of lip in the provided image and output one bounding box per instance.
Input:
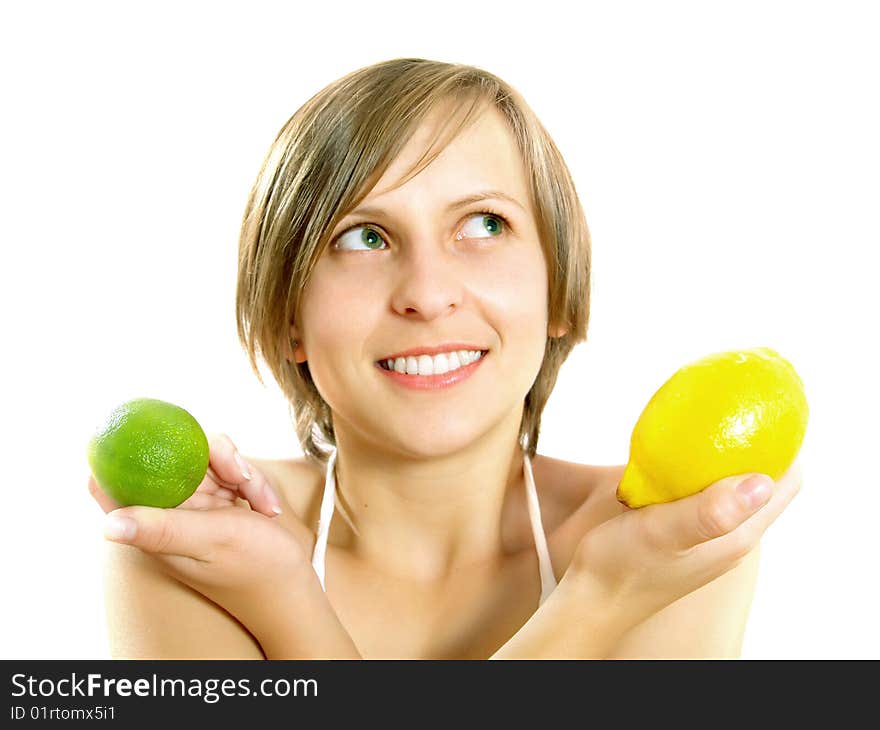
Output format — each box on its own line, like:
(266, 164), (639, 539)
(375, 350), (488, 391)
(377, 343), (489, 361)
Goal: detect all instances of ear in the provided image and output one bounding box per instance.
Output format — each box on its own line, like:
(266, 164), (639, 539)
(548, 322), (569, 339)
(284, 326), (305, 363)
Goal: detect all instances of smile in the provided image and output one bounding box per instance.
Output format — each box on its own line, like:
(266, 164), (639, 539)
(375, 350), (489, 390)
(378, 349), (486, 375)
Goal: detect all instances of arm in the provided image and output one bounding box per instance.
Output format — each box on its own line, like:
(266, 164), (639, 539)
(491, 548), (759, 659)
(490, 571), (632, 659)
(493, 463), (800, 659)
(103, 542), (265, 659)
(104, 541), (361, 660)
(94, 432), (361, 660)
(604, 544), (760, 659)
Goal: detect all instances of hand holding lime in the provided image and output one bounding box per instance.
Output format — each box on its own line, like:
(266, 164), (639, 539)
(87, 398), (210, 508)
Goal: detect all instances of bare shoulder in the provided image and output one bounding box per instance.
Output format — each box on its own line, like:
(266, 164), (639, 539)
(531, 453), (626, 524)
(531, 454), (628, 577)
(244, 454), (325, 529)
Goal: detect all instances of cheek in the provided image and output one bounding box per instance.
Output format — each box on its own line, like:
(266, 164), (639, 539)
(477, 247), (549, 333)
(298, 273), (370, 408)
(302, 269), (376, 350)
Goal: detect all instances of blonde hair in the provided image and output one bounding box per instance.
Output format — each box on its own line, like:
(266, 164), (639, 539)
(236, 57), (592, 465)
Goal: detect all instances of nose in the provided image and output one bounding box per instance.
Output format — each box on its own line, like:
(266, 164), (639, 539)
(389, 240), (465, 320)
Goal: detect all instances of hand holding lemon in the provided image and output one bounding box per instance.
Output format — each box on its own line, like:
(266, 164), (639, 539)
(568, 347), (807, 635)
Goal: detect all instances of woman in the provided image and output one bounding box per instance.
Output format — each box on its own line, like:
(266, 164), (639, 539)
(90, 58), (801, 659)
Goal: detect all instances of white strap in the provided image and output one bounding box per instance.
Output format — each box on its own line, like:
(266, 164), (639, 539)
(311, 447), (337, 591)
(311, 447), (556, 606)
(523, 452), (556, 606)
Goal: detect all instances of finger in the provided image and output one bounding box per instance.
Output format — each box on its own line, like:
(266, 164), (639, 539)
(207, 433), (283, 517)
(710, 458), (803, 559)
(103, 506), (226, 560)
(205, 465), (236, 491)
(190, 471), (241, 501)
(88, 474), (122, 514)
(213, 487), (237, 501)
(180, 493), (238, 511)
(189, 484), (237, 502)
(644, 471), (777, 553)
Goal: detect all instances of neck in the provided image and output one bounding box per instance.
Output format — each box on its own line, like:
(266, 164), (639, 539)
(327, 409), (527, 583)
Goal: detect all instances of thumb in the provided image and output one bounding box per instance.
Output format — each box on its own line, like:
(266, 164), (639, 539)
(660, 473), (775, 552)
(103, 506), (214, 560)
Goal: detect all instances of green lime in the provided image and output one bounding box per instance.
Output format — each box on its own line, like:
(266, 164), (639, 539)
(87, 398), (210, 508)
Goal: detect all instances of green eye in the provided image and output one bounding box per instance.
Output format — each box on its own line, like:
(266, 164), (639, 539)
(483, 216), (502, 234)
(333, 211), (509, 252)
(459, 213), (506, 239)
(336, 226), (388, 251)
(360, 229), (384, 249)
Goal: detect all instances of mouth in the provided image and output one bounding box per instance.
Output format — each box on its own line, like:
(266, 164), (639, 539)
(376, 349), (490, 376)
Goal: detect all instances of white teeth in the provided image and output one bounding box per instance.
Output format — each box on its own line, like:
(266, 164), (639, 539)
(417, 354), (433, 375)
(382, 349), (485, 375)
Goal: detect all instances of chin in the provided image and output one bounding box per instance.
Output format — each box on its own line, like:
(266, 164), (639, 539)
(382, 419), (493, 460)
(396, 420), (520, 459)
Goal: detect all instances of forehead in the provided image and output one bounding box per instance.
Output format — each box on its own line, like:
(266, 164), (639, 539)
(360, 104), (531, 208)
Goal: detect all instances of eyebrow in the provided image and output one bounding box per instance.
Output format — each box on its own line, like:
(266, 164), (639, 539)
(345, 190), (527, 219)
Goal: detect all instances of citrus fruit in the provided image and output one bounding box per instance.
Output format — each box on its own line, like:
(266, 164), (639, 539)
(87, 398), (210, 508)
(616, 347), (809, 509)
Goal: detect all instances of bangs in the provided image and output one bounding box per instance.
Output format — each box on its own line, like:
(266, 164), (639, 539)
(318, 88), (493, 252)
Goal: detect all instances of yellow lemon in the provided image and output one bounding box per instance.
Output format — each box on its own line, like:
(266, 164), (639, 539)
(616, 347), (809, 509)
(87, 398), (209, 508)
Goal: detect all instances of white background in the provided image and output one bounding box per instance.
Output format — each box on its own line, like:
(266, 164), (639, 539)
(1, 0), (877, 659)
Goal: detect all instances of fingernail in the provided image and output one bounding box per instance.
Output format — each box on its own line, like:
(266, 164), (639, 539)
(233, 451), (252, 481)
(263, 483), (283, 515)
(104, 515), (137, 542)
(737, 475), (773, 509)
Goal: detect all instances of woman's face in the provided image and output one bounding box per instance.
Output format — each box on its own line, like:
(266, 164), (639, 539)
(296, 106), (555, 459)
